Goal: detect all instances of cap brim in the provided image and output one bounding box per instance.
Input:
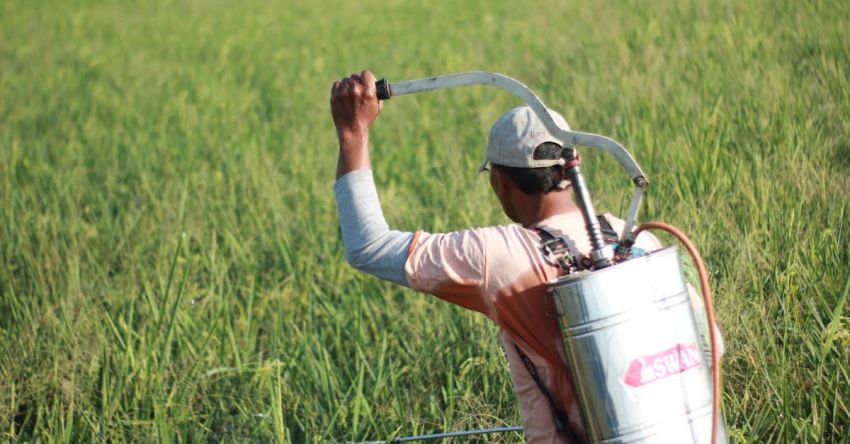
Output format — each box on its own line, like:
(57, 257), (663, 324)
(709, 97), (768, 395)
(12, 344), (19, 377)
(477, 159), (489, 174)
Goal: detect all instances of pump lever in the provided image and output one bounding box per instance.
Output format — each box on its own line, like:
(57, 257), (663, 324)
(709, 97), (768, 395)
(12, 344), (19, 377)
(373, 72), (648, 264)
(374, 73), (646, 185)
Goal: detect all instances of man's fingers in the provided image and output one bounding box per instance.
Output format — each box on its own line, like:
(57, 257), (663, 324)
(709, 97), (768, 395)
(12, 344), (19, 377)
(340, 77), (354, 95)
(349, 80), (364, 96)
(361, 70), (377, 98)
(331, 70), (379, 105)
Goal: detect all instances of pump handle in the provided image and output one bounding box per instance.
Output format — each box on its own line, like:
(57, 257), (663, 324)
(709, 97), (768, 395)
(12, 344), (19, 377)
(371, 72), (648, 252)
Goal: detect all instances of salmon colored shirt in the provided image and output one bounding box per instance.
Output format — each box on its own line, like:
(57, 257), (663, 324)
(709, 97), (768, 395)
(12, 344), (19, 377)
(404, 212), (661, 444)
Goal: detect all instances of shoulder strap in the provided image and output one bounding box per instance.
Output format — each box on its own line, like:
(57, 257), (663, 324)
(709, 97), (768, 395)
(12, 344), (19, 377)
(535, 226), (557, 243)
(513, 343), (579, 443)
(596, 214), (619, 244)
(535, 217), (617, 272)
(534, 227), (576, 273)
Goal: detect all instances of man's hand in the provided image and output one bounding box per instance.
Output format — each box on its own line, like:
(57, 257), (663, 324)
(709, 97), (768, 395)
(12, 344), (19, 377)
(330, 70), (382, 179)
(330, 70), (382, 137)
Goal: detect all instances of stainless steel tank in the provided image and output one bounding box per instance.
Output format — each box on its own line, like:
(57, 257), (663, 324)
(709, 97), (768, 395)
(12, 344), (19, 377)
(550, 246), (727, 443)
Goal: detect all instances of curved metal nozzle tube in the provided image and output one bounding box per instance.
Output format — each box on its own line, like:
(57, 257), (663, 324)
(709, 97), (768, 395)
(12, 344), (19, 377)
(376, 71), (648, 261)
(377, 72), (647, 184)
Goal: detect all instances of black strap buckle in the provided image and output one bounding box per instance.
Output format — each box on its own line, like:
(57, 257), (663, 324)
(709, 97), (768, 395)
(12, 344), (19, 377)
(536, 228), (576, 273)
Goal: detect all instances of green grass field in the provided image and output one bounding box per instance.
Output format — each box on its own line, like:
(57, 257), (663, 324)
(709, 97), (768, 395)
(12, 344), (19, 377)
(2, 0), (849, 442)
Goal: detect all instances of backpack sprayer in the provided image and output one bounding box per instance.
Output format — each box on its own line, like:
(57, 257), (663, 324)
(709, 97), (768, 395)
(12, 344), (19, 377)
(371, 72), (726, 443)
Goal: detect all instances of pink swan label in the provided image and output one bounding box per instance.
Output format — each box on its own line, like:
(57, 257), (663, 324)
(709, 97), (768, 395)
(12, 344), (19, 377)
(624, 343), (704, 388)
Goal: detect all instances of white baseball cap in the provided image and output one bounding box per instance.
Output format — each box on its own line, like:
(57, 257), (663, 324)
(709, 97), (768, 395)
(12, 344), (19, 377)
(478, 106), (571, 173)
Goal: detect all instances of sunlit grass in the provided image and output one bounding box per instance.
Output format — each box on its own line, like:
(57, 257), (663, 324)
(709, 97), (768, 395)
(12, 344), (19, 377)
(1, 0), (848, 442)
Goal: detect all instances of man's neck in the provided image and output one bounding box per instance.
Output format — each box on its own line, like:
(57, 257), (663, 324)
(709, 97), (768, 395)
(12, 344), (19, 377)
(517, 189), (580, 228)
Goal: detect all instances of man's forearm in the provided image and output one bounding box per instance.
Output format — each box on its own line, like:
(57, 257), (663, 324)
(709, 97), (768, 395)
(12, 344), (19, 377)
(334, 169), (412, 286)
(336, 130), (371, 180)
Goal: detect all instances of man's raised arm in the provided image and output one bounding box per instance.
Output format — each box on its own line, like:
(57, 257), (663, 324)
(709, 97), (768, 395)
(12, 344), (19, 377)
(330, 70), (413, 286)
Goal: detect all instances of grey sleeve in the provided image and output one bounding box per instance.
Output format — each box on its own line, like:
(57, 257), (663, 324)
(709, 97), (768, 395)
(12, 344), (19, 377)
(333, 169), (413, 287)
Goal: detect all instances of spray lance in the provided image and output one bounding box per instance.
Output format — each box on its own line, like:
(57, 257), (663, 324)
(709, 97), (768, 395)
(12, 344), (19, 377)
(370, 72), (726, 443)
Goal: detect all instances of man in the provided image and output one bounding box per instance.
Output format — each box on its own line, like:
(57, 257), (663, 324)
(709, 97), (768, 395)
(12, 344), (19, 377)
(330, 70), (670, 443)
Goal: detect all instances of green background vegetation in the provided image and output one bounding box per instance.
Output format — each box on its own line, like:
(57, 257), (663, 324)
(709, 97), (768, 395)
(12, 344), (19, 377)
(1, 0), (848, 441)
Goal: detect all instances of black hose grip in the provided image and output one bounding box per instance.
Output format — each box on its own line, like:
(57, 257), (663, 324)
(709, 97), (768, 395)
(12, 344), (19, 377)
(375, 79), (392, 100)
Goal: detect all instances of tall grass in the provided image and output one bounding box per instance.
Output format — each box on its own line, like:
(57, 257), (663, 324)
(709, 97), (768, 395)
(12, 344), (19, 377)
(1, 0), (848, 441)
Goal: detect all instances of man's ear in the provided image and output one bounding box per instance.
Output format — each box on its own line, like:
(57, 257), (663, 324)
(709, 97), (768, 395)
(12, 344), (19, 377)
(492, 167), (511, 198)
